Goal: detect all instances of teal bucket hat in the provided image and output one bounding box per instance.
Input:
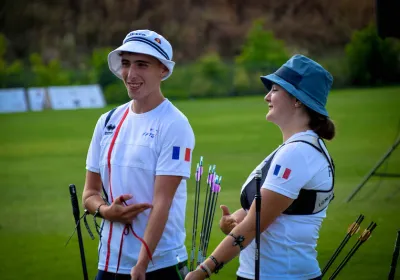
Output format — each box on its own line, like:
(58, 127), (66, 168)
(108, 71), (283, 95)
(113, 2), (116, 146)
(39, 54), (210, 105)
(260, 54), (333, 117)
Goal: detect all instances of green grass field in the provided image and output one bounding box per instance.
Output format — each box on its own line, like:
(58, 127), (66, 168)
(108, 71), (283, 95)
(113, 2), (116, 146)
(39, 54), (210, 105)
(1, 86), (400, 280)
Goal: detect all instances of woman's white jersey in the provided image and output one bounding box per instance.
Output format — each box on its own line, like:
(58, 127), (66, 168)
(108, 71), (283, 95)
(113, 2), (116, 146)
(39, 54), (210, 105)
(238, 130), (333, 280)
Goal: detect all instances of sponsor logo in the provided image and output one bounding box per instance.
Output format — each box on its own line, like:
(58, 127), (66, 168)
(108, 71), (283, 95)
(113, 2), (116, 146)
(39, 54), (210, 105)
(105, 124), (116, 135)
(142, 128), (158, 139)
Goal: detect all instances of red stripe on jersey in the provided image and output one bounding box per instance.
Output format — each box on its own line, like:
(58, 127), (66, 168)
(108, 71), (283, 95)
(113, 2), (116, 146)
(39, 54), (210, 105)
(105, 107), (129, 270)
(107, 107), (129, 202)
(282, 168), (291, 179)
(185, 148), (191, 162)
(104, 222), (113, 271)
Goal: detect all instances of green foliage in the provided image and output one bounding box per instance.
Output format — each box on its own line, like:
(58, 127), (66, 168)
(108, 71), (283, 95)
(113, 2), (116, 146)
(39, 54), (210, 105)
(29, 53), (71, 86)
(162, 64), (191, 100)
(313, 52), (351, 89)
(4, 21), (400, 98)
(236, 19), (289, 71)
(232, 65), (266, 96)
(89, 48), (115, 88)
(232, 66), (251, 94)
(0, 60), (25, 88)
(0, 39), (115, 90)
(189, 52), (232, 98)
(103, 82), (130, 105)
(234, 19), (290, 95)
(0, 34), (25, 88)
(345, 23), (400, 86)
(0, 33), (5, 64)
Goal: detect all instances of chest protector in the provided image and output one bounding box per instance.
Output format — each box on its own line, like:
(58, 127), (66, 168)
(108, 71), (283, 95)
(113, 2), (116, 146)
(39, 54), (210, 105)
(240, 135), (335, 215)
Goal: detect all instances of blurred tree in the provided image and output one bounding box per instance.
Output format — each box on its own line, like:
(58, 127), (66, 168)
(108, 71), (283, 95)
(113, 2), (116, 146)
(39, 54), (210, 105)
(235, 19), (289, 72)
(234, 19), (289, 95)
(103, 82), (130, 105)
(89, 47), (115, 88)
(189, 52), (232, 98)
(345, 24), (400, 86)
(29, 53), (71, 86)
(161, 64), (192, 100)
(0, 33), (25, 88)
(0, 0), (375, 64)
(3, 0), (395, 91)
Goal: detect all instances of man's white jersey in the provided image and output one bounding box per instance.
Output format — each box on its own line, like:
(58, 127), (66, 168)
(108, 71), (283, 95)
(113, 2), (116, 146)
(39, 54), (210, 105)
(86, 99), (195, 274)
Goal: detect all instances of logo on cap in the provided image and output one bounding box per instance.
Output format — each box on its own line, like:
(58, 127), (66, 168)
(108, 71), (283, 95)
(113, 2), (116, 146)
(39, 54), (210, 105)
(154, 38), (161, 44)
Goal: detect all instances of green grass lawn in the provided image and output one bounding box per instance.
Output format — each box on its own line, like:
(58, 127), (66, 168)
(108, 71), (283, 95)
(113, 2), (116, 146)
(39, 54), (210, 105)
(0, 86), (399, 279)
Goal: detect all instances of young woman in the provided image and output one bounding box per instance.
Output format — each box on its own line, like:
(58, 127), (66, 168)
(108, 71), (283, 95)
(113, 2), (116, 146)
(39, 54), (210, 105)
(186, 54), (335, 280)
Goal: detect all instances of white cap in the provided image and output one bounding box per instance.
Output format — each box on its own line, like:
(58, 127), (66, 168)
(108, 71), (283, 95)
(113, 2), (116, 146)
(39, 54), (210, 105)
(108, 30), (175, 81)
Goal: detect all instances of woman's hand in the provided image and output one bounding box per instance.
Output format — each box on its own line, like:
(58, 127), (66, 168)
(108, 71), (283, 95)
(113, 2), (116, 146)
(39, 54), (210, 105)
(185, 269), (207, 280)
(219, 205), (238, 235)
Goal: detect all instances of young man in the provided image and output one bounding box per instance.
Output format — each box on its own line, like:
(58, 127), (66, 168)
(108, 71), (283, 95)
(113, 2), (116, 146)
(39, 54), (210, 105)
(83, 30), (195, 280)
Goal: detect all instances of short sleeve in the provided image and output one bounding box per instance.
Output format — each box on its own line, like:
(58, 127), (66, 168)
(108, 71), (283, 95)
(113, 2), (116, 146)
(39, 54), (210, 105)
(85, 116), (105, 173)
(262, 143), (312, 199)
(156, 119), (195, 179)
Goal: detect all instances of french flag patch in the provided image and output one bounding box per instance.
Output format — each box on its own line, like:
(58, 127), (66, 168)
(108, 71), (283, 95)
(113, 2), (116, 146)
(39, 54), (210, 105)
(273, 164), (291, 179)
(172, 146), (191, 162)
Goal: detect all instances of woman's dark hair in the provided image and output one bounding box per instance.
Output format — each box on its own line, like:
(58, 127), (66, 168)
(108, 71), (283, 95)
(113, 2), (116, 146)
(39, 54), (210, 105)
(305, 106), (336, 140)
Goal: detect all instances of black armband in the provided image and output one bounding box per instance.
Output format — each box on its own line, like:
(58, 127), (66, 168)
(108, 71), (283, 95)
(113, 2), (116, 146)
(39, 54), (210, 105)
(228, 233), (245, 250)
(209, 255), (224, 274)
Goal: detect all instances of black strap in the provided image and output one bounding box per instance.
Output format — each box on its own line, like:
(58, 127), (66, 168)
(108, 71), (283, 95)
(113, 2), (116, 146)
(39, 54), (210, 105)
(100, 108), (117, 205)
(240, 138), (335, 214)
(104, 107), (117, 128)
(289, 140), (322, 153)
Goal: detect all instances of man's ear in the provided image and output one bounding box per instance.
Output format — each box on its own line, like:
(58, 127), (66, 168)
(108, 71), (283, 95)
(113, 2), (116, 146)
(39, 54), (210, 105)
(160, 64), (169, 78)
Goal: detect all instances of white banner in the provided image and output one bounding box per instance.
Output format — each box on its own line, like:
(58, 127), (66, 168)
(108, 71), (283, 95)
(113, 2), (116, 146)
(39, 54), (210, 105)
(48, 84), (106, 110)
(27, 87), (47, 111)
(0, 88), (28, 113)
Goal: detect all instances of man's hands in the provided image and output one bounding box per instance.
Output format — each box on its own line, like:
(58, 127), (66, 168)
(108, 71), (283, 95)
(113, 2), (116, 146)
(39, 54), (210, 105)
(101, 194), (152, 224)
(219, 205), (238, 235)
(130, 263), (146, 280)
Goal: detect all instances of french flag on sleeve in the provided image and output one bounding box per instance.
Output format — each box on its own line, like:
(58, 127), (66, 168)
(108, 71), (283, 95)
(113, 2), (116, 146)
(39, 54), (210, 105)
(273, 164), (291, 179)
(172, 146), (191, 162)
